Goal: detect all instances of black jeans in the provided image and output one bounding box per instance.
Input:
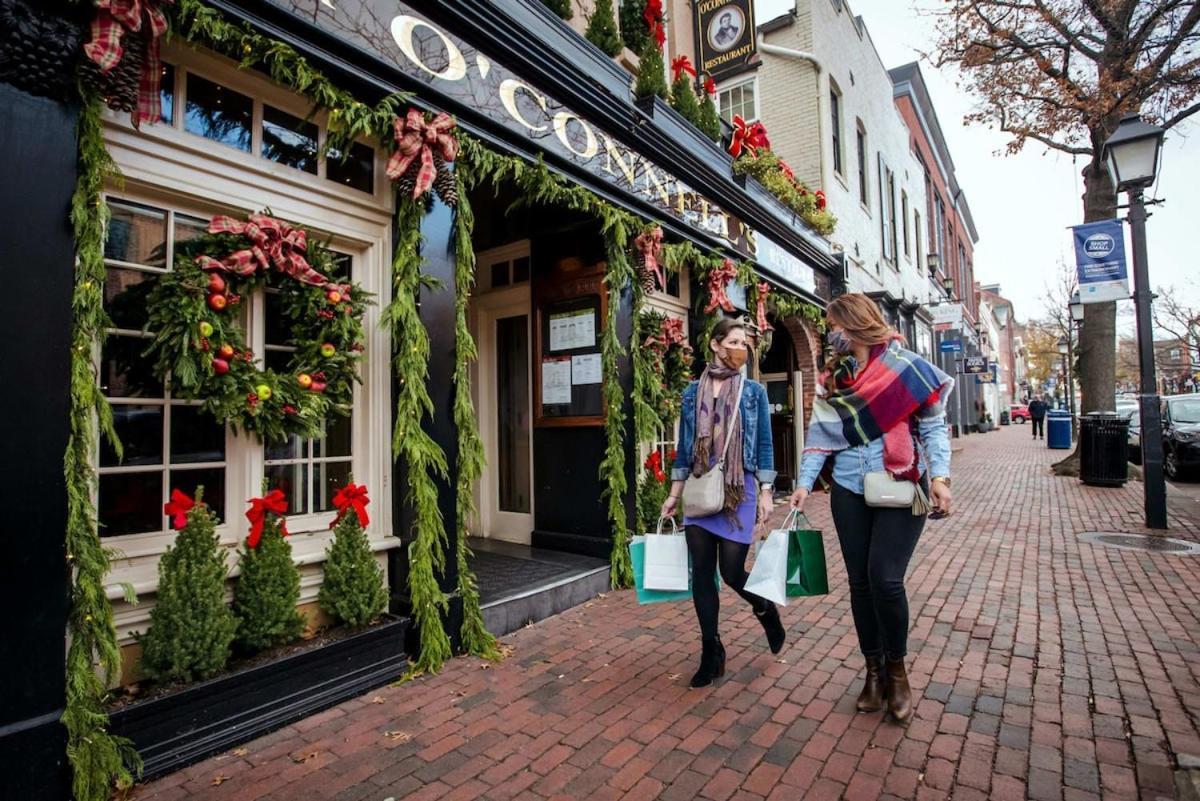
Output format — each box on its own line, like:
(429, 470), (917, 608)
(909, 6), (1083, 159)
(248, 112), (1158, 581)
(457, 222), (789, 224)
(686, 525), (764, 641)
(1031, 417), (1044, 437)
(829, 482), (926, 660)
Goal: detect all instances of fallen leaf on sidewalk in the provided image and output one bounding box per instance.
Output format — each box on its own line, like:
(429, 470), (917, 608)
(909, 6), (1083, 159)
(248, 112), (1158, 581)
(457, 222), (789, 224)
(290, 751), (318, 764)
(231, 747), (249, 757)
(384, 730), (412, 743)
(667, 673), (681, 681)
(211, 775), (230, 786)
(371, 696), (385, 704)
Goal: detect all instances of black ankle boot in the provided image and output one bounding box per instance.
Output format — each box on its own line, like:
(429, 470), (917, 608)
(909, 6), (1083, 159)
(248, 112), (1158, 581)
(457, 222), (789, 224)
(690, 637), (726, 688)
(754, 602), (786, 654)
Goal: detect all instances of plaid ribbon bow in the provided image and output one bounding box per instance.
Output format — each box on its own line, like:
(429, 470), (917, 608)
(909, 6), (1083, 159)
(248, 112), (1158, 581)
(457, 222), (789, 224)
(634, 226), (665, 291)
(729, 115), (771, 158)
(703, 259), (739, 314)
(645, 316), (689, 353)
(756, 281), (774, 334)
(84, 0), (174, 128)
(386, 109), (459, 199)
(331, 483), (370, 529)
(196, 214), (331, 287)
(671, 56), (697, 83)
(245, 489), (289, 549)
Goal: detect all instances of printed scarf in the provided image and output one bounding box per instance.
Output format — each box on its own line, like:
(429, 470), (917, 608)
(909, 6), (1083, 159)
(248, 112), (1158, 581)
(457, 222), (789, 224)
(804, 338), (953, 481)
(692, 364), (745, 514)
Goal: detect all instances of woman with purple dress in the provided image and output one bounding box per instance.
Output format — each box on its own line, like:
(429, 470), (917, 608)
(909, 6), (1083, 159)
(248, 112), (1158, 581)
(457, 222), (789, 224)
(660, 317), (784, 688)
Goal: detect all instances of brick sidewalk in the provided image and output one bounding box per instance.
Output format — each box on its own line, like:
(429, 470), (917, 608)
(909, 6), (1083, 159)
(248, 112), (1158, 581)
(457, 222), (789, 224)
(136, 425), (1200, 801)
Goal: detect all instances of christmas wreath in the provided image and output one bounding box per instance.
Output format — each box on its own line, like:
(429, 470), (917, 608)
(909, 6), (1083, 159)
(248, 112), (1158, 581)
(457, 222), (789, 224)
(636, 309), (693, 432)
(143, 212), (369, 442)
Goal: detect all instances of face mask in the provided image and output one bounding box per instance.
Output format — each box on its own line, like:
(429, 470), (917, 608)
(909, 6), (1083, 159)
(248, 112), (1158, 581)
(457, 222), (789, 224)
(827, 330), (853, 355)
(720, 345), (748, 371)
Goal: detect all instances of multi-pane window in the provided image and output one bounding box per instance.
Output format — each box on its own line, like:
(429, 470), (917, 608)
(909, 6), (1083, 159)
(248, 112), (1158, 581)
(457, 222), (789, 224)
(856, 124), (868, 205)
(901, 191), (910, 257)
(830, 86), (843, 176)
(914, 210), (923, 271)
(887, 171), (898, 264)
(99, 200), (227, 537)
(160, 67), (374, 194)
(719, 80), (757, 124)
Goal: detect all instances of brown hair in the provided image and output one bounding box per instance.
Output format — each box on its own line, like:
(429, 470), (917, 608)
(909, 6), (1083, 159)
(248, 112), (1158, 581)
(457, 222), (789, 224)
(826, 293), (896, 346)
(708, 316), (746, 351)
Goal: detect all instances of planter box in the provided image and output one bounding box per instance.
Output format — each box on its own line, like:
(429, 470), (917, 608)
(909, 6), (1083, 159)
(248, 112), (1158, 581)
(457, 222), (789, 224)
(109, 615), (409, 780)
(633, 94), (731, 173)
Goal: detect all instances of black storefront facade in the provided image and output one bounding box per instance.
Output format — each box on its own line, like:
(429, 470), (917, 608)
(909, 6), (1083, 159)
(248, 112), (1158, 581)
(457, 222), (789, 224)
(0, 1), (839, 797)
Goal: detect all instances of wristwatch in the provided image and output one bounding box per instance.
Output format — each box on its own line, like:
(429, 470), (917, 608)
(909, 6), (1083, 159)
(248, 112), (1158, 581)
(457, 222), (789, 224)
(931, 476), (951, 488)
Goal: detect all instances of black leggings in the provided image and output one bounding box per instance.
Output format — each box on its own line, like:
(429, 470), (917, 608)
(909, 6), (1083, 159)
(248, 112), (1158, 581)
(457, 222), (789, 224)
(686, 525), (764, 641)
(830, 482), (926, 660)
(1031, 417), (1044, 437)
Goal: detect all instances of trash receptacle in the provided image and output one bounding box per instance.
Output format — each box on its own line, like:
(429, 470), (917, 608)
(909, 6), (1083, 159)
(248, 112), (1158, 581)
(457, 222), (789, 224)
(1000, 410), (1011, 426)
(1046, 409), (1073, 449)
(1079, 412), (1130, 487)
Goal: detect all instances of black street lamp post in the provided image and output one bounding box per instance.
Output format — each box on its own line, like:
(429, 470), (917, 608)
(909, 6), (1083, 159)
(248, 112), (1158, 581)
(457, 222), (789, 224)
(1104, 113), (1167, 529)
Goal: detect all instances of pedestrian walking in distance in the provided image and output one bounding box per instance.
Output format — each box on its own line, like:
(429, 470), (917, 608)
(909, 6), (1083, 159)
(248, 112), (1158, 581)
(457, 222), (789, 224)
(1028, 394), (1048, 439)
(660, 317), (783, 688)
(788, 294), (953, 723)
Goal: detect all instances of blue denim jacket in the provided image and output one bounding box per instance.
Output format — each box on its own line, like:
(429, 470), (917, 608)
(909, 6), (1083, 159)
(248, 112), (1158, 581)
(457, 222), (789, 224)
(671, 379), (777, 485)
(796, 409), (952, 494)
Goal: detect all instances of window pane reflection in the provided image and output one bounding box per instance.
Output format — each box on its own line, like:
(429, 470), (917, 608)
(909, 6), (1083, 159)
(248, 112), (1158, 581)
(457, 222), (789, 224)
(262, 105), (318, 174)
(266, 462), (308, 515)
(105, 201), (167, 268)
(99, 471), (163, 537)
(185, 74), (252, 152)
(169, 467), (226, 523)
(326, 141), (374, 194)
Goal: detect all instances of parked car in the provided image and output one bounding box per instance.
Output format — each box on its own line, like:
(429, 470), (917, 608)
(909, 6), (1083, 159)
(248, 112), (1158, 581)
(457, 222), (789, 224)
(1163, 394), (1200, 480)
(1127, 414), (1141, 464)
(1009, 403), (1030, 423)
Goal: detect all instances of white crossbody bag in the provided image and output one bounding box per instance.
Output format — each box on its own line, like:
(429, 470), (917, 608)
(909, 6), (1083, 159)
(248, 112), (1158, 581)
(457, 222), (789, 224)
(682, 378), (745, 517)
(863, 471), (931, 516)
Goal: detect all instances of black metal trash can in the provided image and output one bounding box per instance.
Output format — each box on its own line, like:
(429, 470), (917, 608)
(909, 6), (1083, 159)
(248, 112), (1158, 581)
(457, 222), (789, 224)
(1080, 412), (1130, 487)
(1000, 410), (1011, 425)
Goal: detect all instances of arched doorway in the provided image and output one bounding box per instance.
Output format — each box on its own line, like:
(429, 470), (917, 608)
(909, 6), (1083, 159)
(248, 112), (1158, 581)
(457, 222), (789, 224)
(758, 315), (823, 492)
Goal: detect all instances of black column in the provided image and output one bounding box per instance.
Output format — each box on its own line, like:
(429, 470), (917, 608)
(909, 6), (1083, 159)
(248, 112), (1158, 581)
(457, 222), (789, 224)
(389, 198), (463, 651)
(0, 81), (79, 801)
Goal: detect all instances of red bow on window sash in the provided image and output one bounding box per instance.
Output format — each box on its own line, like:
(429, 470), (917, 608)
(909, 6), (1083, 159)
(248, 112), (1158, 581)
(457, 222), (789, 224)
(83, 0), (174, 128)
(196, 214), (332, 288)
(704, 259), (739, 314)
(245, 489), (289, 549)
(756, 281), (774, 335)
(386, 109), (459, 199)
(163, 488), (197, 530)
(703, 77), (718, 97)
(729, 116), (771, 158)
(331, 483), (370, 529)
(643, 0), (664, 27)
(671, 56), (696, 83)
(634, 226), (665, 291)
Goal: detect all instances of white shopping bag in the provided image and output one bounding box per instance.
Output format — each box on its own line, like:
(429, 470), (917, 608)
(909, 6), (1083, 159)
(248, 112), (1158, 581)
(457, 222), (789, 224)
(744, 516), (792, 606)
(643, 518), (690, 590)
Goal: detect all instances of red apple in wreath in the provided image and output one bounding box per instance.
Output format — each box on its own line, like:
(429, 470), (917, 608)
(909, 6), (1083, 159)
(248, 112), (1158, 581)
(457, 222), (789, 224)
(207, 293), (228, 311)
(207, 273), (227, 294)
(297, 373), (313, 389)
(212, 358), (230, 375)
(217, 344), (235, 360)
(326, 289), (343, 304)
(310, 380), (327, 394)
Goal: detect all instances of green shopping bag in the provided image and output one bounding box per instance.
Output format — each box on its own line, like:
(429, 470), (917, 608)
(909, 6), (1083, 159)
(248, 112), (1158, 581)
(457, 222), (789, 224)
(786, 512), (829, 597)
(629, 527), (721, 605)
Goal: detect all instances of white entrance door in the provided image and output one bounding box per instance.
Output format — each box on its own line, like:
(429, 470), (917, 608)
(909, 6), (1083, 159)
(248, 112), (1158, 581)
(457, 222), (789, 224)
(472, 283), (534, 544)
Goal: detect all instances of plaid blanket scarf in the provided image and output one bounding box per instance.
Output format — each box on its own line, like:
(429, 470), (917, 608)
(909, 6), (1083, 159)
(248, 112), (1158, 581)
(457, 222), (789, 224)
(804, 338), (954, 481)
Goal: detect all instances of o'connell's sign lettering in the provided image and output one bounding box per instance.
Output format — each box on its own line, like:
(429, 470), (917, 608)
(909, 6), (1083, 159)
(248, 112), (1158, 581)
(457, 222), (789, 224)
(266, 0), (778, 262)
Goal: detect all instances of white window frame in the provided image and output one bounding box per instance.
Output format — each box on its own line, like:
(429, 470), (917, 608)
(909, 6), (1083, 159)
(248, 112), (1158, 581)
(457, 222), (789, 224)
(718, 77), (759, 123)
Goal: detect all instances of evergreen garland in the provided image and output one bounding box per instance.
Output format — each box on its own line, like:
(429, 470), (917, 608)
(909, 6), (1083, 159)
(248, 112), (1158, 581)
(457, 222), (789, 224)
(585, 0), (623, 57)
(619, 0), (647, 54)
(634, 35), (668, 99)
(232, 494), (304, 652)
(384, 197), (454, 675)
(733, 150), (837, 236)
(140, 489), (238, 683)
(669, 73), (702, 127)
(64, 91), (142, 801)
(450, 163), (500, 660)
(698, 83), (722, 142)
(319, 491), (388, 628)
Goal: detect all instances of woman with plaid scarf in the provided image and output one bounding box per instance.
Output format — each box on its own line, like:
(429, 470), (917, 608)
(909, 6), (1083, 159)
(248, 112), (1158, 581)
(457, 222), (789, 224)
(788, 294), (953, 723)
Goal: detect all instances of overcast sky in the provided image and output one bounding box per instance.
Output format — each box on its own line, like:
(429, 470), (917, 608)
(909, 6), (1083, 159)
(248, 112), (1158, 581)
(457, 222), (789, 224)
(755, 0), (1199, 329)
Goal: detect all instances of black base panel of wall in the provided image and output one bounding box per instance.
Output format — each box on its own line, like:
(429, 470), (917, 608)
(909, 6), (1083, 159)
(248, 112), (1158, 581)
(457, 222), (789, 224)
(531, 529), (612, 559)
(0, 711), (69, 801)
(109, 616), (409, 781)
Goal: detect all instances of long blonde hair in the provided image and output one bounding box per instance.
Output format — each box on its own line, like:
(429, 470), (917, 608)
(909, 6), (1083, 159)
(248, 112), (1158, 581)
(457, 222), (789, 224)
(827, 293), (897, 346)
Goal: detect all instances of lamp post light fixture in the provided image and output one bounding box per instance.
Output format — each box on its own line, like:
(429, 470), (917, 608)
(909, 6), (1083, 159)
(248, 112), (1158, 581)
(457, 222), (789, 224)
(942, 275), (955, 300)
(1069, 290), (1085, 324)
(1103, 112), (1167, 528)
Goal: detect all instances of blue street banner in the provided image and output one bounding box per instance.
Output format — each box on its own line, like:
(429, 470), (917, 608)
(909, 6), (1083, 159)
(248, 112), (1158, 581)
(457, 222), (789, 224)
(1071, 219), (1129, 304)
(939, 339), (963, 353)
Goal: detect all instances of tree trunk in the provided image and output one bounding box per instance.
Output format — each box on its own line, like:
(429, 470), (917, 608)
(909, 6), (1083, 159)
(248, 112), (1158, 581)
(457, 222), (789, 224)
(1051, 153), (1118, 476)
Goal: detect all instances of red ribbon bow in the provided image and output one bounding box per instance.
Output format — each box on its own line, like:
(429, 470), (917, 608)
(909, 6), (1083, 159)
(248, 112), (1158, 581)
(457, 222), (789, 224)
(703, 76), (717, 97)
(729, 116), (771, 158)
(671, 56), (696, 83)
(331, 483), (371, 529)
(704, 259), (739, 314)
(779, 160), (796, 183)
(643, 0), (663, 27)
(83, 0), (174, 128)
(196, 214), (332, 288)
(245, 489), (288, 549)
(815, 189), (827, 210)
(645, 315), (690, 353)
(634, 226), (665, 292)
(386, 109), (459, 199)
(163, 488), (196, 530)
(756, 281), (774, 335)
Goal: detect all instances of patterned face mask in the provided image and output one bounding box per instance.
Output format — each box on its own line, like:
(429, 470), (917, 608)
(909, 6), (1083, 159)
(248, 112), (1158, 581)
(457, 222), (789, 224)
(826, 329), (854, 355)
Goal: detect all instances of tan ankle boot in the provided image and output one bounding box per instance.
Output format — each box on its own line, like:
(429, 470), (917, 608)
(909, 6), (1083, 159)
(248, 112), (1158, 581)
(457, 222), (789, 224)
(885, 658), (913, 722)
(855, 656), (885, 713)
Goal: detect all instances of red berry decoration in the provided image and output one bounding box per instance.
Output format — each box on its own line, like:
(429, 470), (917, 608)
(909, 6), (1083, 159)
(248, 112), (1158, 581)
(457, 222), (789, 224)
(207, 293), (228, 311)
(207, 273), (226, 293)
(217, 344), (235, 360)
(212, 358), (230, 375)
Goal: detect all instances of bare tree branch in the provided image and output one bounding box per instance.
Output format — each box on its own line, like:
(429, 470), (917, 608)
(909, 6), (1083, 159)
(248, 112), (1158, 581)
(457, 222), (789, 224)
(1164, 99), (1200, 128)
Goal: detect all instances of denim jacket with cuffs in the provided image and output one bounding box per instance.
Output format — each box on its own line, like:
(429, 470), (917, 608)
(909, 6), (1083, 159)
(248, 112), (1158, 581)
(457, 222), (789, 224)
(671, 379), (777, 486)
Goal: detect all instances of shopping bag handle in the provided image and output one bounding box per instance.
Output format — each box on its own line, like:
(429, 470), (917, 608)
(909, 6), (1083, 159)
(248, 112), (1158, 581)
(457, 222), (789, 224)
(781, 508), (810, 530)
(656, 516), (681, 536)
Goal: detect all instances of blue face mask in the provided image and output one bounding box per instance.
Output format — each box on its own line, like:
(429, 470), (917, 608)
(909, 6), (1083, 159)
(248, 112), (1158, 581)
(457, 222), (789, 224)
(827, 330), (853, 355)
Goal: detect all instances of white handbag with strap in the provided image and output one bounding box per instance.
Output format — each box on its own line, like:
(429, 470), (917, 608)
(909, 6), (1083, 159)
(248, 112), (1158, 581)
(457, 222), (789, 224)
(682, 378), (745, 517)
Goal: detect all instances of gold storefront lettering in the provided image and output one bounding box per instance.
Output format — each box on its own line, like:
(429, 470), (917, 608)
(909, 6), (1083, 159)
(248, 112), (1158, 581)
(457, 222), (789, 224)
(499, 78), (550, 132)
(552, 111), (598, 159)
(390, 15), (468, 81)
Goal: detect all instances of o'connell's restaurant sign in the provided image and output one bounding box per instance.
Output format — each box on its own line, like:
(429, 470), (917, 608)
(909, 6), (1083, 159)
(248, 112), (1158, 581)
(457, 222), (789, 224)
(266, 0), (816, 292)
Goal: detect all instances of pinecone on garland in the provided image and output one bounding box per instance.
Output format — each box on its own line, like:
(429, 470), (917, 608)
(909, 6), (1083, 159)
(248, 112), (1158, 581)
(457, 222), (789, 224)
(433, 153), (458, 208)
(79, 31), (146, 113)
(392, 160), (419, 200)
(637, 260), (659, 295)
